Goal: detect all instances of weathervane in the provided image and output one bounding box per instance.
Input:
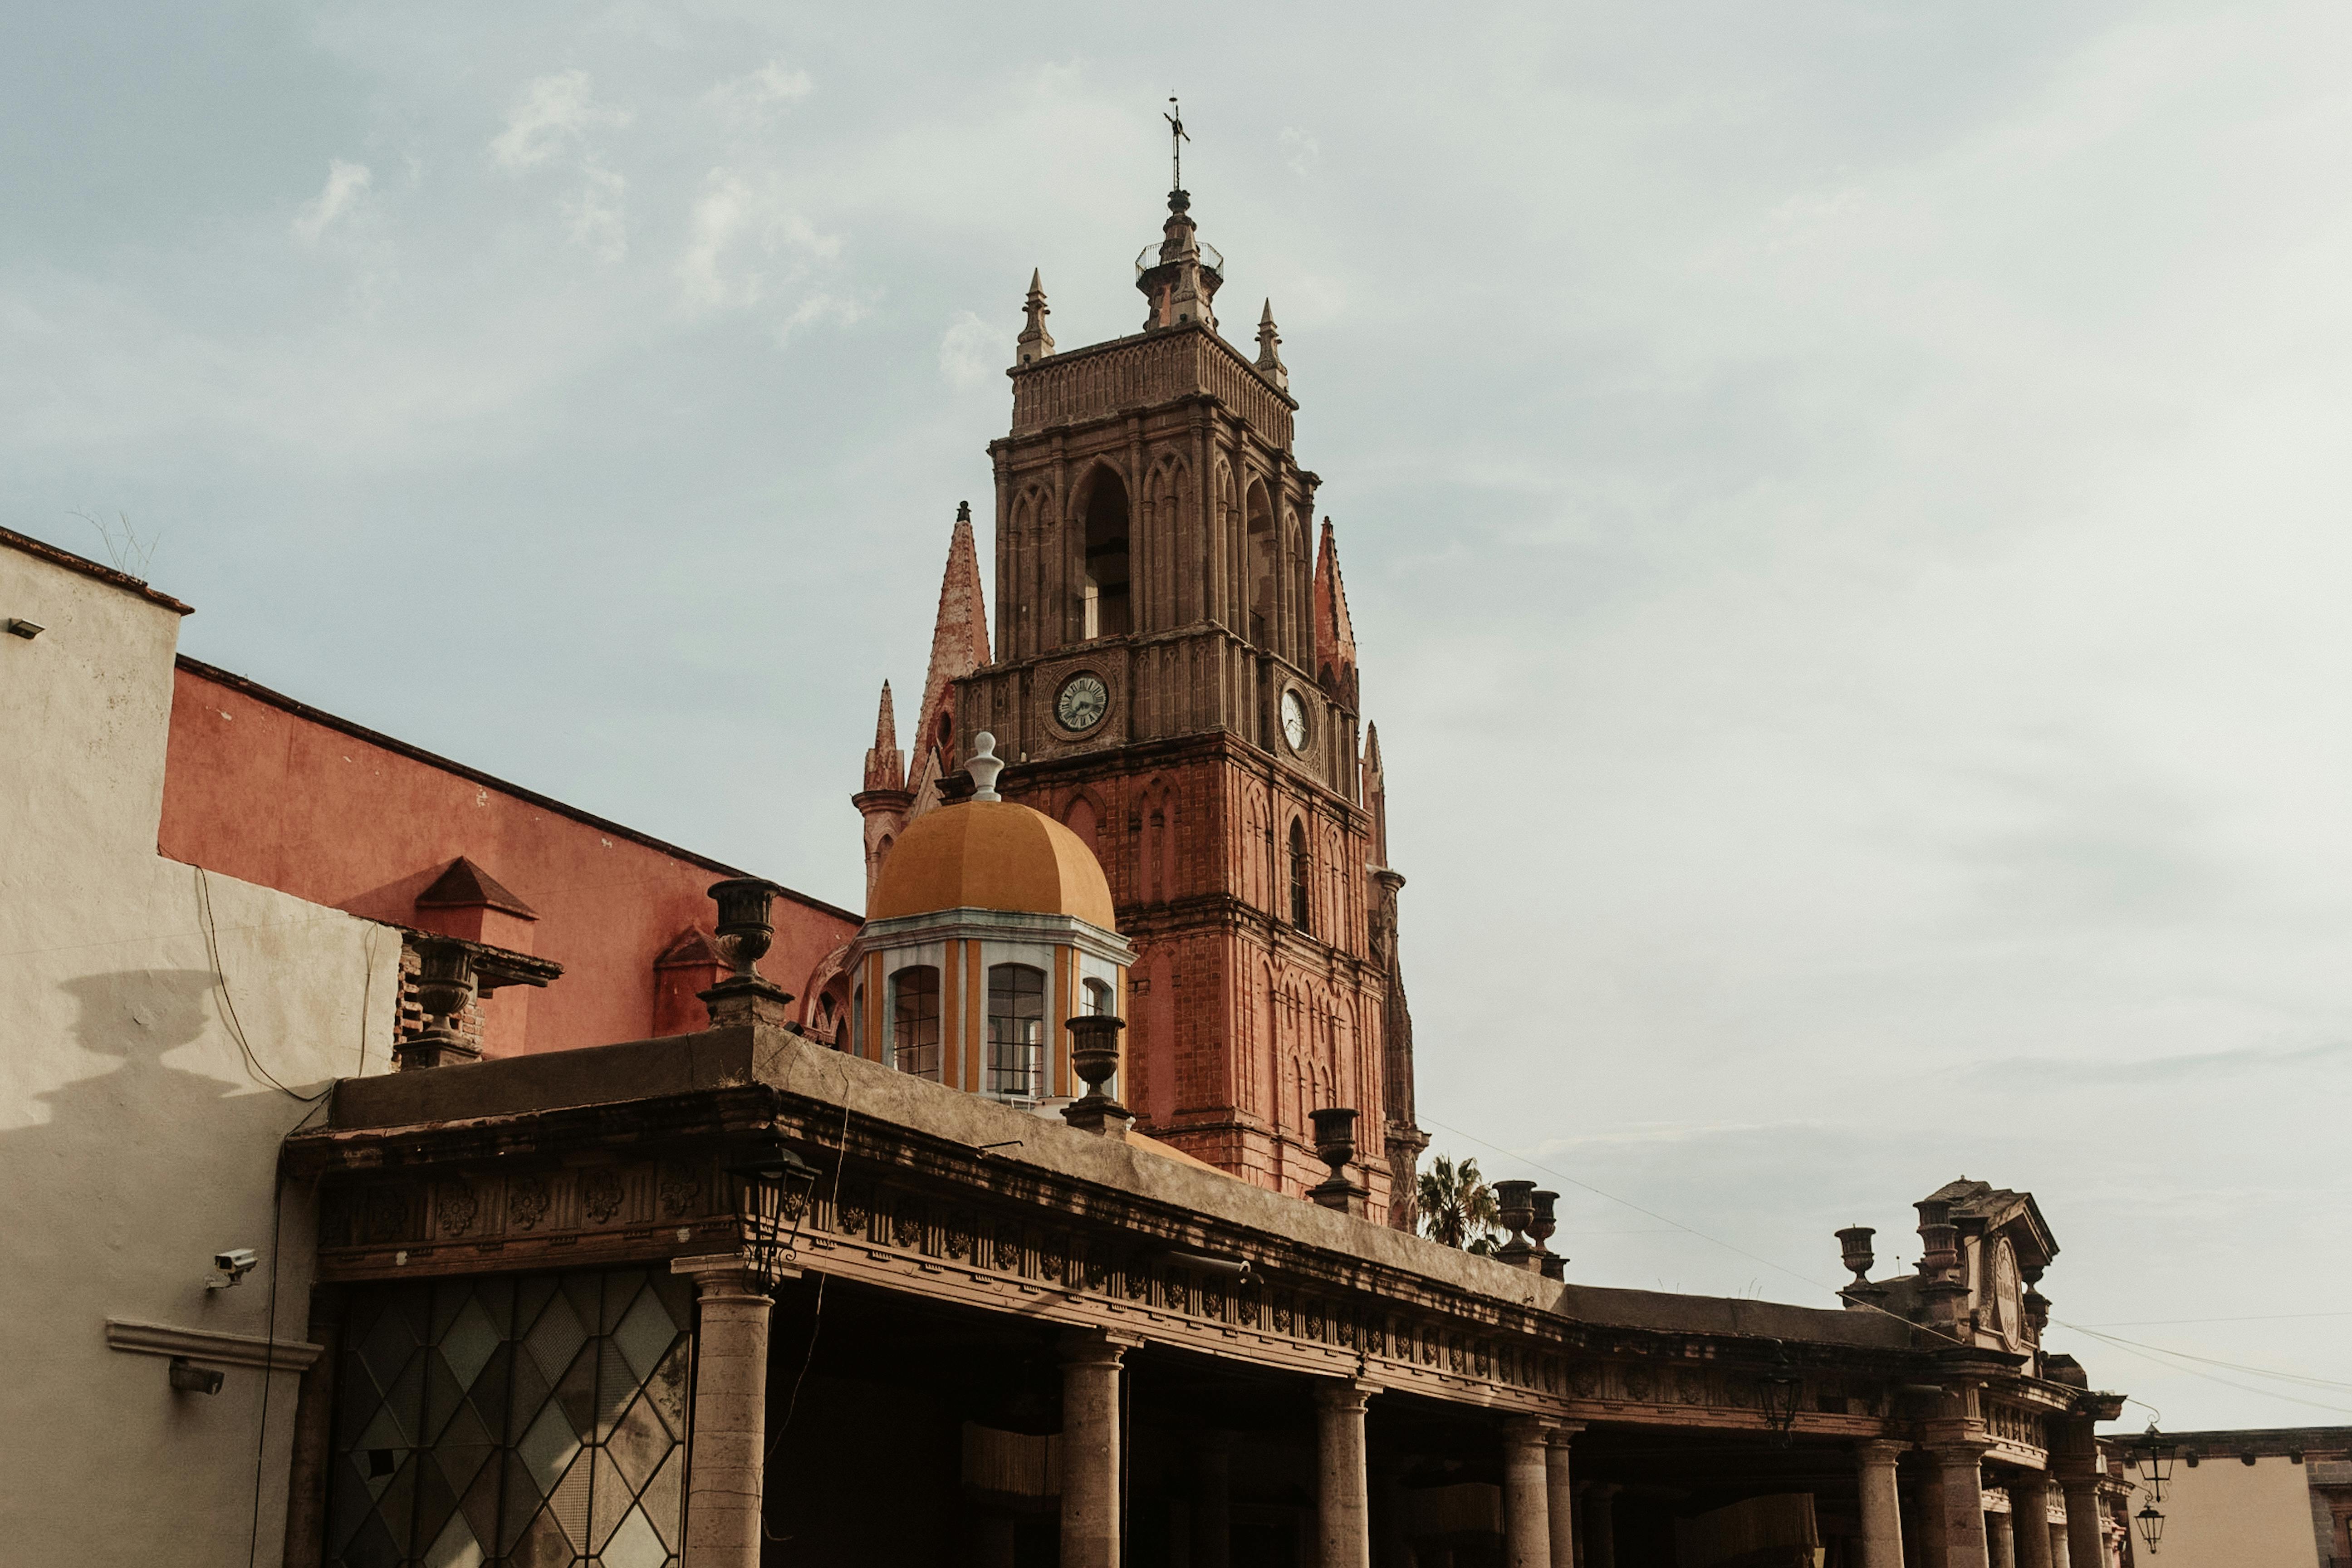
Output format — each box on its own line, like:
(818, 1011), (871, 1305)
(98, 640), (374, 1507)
(1165, 95), (1190, 191)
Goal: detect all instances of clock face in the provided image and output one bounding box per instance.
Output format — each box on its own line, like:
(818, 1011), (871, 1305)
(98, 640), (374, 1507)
(1280, 689), (1308, 752)
(1055, 672), (1108, 733)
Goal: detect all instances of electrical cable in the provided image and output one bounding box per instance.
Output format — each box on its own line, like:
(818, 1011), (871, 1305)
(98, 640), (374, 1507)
(196, 866), (332, 1103)
(1424, 1111), (2352, 1416)
(760, 1096), (852, 1544)
(247, 1093), (333, 1568)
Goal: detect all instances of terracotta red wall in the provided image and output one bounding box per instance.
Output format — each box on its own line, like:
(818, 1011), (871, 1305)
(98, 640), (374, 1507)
(157, 659), (858, 1057)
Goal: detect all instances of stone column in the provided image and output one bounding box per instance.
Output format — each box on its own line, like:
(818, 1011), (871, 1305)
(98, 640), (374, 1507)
(1315, 1379), (1377, 1568)
(1930, 1446), (1992, 1568)
(1196, 1431), (1232, 1568)
(1583, 1481), (1622, 1568)
(2011, 1475), (2056, 1568)
(1988, 1505), (2016, 1568)
(1545, 1426), (1585, 1568)
(2060, 1479), (2102, 1568)
(1500, 1417), (1554, 1568)
(1855, 1440), (1907, 1568)
(1061, 1328), (1142, 1568)
(2049, 1520), (2070, 1568)
(671, 1254), (783, 1568)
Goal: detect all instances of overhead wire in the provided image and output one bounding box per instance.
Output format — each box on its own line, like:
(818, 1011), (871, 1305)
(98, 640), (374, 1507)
(1418, 1110), (2352, 1406)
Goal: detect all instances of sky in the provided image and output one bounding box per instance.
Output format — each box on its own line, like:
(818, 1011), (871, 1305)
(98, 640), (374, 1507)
(7, 1), (2351, 1431)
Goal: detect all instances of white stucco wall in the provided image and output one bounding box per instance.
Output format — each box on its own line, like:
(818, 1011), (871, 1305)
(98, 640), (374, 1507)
(2139, 1455), (2323, 1568)
(0, 541), (401, 1565)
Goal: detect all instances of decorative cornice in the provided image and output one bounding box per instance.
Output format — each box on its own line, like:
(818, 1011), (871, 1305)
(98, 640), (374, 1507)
(105, 1317), (325, 1371)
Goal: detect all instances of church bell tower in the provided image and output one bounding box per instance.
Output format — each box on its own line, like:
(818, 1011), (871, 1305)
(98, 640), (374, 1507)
(951, 160), (1426, 1224)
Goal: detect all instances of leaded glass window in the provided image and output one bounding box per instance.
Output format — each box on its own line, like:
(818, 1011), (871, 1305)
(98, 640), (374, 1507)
(986, 963), (1045, 1099)
(326, 1268), (695, 1568)
(891, 965), (941, 1080)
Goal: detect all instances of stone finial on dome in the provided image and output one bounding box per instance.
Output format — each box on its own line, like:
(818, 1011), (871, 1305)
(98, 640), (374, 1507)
(968, 731), (1005, 802)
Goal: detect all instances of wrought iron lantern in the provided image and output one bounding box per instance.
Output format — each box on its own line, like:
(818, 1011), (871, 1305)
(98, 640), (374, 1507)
(725, 1139), (820, 1291)
(1758, 1343), (1804, 1445)
(2136, 1422), (2177, 1501)
(2135, 1502), (2165, 1555)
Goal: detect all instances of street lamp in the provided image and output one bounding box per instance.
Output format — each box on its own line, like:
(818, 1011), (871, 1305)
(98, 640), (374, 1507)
(2136, 1423), (2177, 1502)
(1758, 1343), (1803, 1445)
(725, 1139), (820, 1291)
(2135, 1502), (2165, 1555)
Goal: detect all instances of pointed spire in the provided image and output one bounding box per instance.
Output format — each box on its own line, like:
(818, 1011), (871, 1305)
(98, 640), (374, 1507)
(907, 503), (992, 818)
(1016, 269), (1054, 367)
(862, 680), (906, 793)
(1255, 298), (1288, 391)
(1312, 517), (1358, 706)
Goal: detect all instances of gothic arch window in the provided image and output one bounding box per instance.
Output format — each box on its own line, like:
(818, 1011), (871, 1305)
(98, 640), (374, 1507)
(1081, 467), (1131, 640)
(891, 965), (941, 1080)
(1245, 479), (1275, 646)
(851, 983), (865, 1057)
(1289, 818), (1312, 932)
(986, 962), (1047, 1098)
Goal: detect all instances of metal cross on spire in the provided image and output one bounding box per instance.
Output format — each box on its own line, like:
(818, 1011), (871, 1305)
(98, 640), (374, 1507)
(1165, 95), (1190, 191)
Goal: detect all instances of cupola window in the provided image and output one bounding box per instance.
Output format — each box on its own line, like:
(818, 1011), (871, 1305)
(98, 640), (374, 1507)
(850, 983), (865, 1056)
(986, 963), (1047, 1098)
(891, 965), (941, 1081)
(1083, 977), (1114, 1016)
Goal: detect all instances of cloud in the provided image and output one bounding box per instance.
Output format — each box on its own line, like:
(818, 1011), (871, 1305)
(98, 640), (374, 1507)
(291, 160), (371, 245)
(1280, 126), (1320, 178)
(674, 169), (839, 314)
(709, 59), (813, 125)
(564, 165), (628, 263)
(490, 70), (630, 173)
(937, 311), (998, 387)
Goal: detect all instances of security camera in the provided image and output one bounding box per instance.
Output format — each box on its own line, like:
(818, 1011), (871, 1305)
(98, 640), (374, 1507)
(168, 1357), (225, 1396)
(206, 1248), (260, 1290)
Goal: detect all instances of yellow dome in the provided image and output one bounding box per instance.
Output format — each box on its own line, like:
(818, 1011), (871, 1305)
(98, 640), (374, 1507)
(869, 799), (1116, 928)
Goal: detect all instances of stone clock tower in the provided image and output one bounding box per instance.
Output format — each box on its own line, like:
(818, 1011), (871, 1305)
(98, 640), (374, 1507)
(929, 184), (1426, 1225)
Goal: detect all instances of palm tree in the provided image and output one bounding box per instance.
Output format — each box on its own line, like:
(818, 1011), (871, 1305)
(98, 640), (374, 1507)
(1416, 1153), (1502, 1254)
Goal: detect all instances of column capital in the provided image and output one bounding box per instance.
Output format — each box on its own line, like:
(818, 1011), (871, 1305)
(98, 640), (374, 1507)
(1499, 1414), (1557, 1444)
(1929, 1438), (1994, 1466)
(1546, 1422), (1587, 1446)
(1059, 1326), (1146, 1367)
(1855, 1438), (1910, 1465)
(670, 1251), (792, 1298)
(1313, 1376), (1381, 1411)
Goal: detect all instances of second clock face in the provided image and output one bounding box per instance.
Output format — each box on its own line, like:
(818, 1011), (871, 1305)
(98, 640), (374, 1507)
(1056, 672), (1109, 733)
(1280, 688), (1308, 752)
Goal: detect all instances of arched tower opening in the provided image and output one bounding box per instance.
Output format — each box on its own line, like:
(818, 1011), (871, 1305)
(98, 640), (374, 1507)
(1245, 478), (1275, 647)
(1082, 469), (1132, 639)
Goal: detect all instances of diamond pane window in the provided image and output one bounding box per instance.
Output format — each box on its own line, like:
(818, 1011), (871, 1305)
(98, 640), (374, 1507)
(325, 1269), (696, 1567)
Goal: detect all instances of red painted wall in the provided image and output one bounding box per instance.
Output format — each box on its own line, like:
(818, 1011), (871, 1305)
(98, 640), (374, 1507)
(157, 659), (858, 1057)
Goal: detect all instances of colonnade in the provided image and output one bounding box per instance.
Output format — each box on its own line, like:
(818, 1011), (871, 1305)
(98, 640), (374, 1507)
(666, 1264), (2093, 1568)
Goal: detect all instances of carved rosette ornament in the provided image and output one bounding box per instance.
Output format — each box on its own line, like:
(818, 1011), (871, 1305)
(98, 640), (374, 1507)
(582, 1170), (624, 1225)
(993, 1238), (1019, 1272)
(437, 1181), (479, 1237)
(510, 1177), (549, 1231)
